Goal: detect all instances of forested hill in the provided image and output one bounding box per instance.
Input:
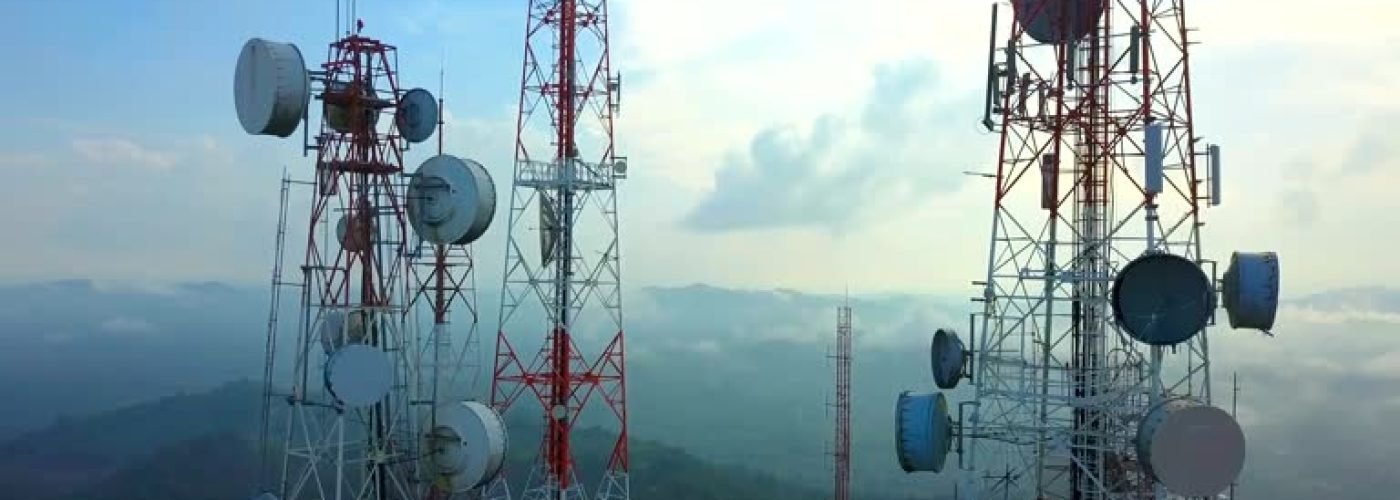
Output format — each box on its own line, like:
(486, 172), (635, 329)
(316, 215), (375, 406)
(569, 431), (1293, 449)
(0, 380), (930, 500)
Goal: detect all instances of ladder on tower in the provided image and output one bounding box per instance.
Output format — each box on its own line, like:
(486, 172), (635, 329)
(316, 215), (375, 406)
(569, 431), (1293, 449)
(257, 170), (306, 492)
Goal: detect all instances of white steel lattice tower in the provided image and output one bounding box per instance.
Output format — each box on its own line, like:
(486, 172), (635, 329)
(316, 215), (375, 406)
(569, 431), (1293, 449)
(487, 1), (630, 500)
(895, 2), (1280, 500)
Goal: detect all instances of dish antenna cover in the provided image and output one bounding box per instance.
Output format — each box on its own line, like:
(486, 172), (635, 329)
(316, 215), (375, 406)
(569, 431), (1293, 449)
(1012, 0), (1106, 44)
(234, 38), (309, 137)
(425, 401), (509, 491)
(539, 192), (559, 266)
(396, 88), (439, 144)
(1136, 398), (1245, 497)
(323, 79), (381, 133)
(1222, 252), (1280, 331)
(406, 155), (497, 245)
(336, 213), (376, 252)
(323, 344), (394, 408)
(895, 391), (954, 473)
(930, 329), (967, 389)
(319, 309), (370, 354)
(1111, 252), (1214, 346)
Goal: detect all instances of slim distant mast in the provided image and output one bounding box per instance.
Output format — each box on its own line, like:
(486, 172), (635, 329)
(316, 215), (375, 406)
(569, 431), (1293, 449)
(831, 297), (853, 500)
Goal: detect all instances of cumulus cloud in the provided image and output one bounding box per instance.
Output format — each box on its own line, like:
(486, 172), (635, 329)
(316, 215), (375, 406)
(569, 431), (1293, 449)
(71, 138), (177, 170)
(682, 59), (971, 233)
(1341, 111), (1400, 176)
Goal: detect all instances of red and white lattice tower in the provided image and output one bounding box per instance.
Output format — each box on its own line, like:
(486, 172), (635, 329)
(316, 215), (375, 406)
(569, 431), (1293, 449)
(252, 26), (419, 500)
(904, 1), (1277, 499)
(487, 1), (629, 499)
(831, 303), (853, 500)
(240, 4), (509, 496)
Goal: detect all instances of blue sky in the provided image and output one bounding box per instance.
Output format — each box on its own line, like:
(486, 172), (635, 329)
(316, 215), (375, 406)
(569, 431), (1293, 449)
(0, 0), (1396, 296)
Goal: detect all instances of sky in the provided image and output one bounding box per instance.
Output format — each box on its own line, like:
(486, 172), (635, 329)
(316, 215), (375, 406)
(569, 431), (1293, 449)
(0, 0), (1396, 298)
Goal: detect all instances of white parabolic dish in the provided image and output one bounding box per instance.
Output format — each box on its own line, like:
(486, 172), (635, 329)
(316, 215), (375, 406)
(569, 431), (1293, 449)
(323, 344), (393, 408)
(336, 213), (376, 252)
(234, 38), (309, 137)
(323, 79), (381, 133)
(396, 88), (439, 144)
(1136, 399), (1245, 497)
(319, 309), (369, 354)
(1222, 251), (1281, 331)
(1011, 0), (1106, 44)
(894, 390), (953, 473)
(406, 155), (497, 245)
(426, 400), (509, 492)
(930, 329), (966, 389)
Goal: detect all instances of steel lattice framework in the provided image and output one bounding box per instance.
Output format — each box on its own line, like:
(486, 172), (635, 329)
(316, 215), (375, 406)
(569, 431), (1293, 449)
(487, 1), (629, 500)
(831, 304), (853, 500)
(961, 2), (1221, 499)
(408, 93), (489, 499)
(267, 32), (424, 500)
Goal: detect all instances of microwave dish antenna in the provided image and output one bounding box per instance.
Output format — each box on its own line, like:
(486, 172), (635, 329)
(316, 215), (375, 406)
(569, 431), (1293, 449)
(234, 38), (309, 137)
(396, 87), (439, 144)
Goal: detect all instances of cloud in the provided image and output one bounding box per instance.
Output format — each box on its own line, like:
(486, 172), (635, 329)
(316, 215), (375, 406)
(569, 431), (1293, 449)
(629, 284), (967, 353)
(98, 317), (158, 336)
(1359, 350), (1400, 378)
(0, 152), (52, 168)
(41, 331), (77, 344)
(196, 135), (235, 166)
(1192, 0), (1397, 50)
(1281, 306), (1400, 326)
(391, 0), (513, 38)
(685, 339), (723, 355)
(1286, 287), (1400, 315)
(682, 59), (969, 233)
(1276, 188), (1319, 226)
(71, 138), (177, 170)
(1342, 111), (1400, 176)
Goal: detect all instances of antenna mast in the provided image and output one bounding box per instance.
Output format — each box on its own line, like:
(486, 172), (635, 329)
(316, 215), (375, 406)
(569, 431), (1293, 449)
(488, 0), (630, 499)
(831, 300), (853, 500)
(241, 20), (418, 499)
(1230, 371), (1240, 500)
(237, 3), (505, 498)
(894, 2), (1280, 499)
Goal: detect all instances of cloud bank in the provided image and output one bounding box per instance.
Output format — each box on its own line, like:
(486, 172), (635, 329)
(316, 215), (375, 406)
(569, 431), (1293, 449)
(683, 60), (973, 233)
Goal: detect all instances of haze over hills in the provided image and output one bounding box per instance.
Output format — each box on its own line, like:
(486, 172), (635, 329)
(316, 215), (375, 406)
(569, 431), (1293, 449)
(1, 279), (1398, 499)
(0, 381), (924, 500)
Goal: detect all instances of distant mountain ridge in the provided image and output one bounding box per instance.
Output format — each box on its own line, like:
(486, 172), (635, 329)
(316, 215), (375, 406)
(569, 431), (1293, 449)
(0, 380), (916, 500)
(2, 279), (1400, 498)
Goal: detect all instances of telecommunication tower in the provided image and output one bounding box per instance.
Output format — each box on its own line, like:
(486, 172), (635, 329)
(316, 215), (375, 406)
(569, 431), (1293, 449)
(894, 2), (1282, 499)
(830, 303), (853, 500)
(486, 0), (630, 499)
(236, 4), (508, 499)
